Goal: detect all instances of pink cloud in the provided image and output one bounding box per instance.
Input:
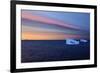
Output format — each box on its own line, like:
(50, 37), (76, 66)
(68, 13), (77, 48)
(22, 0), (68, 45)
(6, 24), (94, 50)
(21, 12), (80, 30)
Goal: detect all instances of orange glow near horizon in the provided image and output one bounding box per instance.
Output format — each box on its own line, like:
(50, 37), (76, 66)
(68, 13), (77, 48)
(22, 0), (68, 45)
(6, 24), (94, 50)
(22, 32), (84, 40)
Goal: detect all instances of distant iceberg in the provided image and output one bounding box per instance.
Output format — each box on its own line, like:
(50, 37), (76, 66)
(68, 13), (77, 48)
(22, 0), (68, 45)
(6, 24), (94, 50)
(80, 39), (88, 42)
(66, 39), (79, 45)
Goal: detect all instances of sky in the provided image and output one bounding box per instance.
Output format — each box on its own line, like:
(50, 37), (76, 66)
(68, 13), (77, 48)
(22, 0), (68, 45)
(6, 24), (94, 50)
(21, 10), (90, 40)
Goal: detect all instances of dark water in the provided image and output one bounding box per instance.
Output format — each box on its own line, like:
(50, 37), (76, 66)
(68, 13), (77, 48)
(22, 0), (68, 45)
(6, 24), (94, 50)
(21, 40), (90, 63)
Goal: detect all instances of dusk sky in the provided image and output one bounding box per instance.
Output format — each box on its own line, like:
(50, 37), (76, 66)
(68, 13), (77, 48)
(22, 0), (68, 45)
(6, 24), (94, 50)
(21, 10), (90, 40)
